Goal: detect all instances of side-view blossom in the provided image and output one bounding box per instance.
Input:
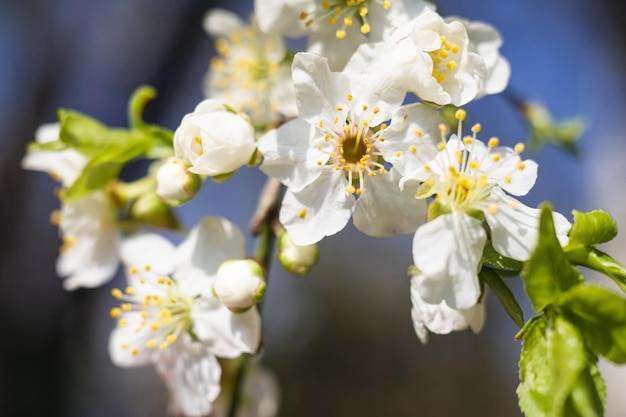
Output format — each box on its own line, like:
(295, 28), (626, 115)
(108, 216), (261, 417)
(203, 8), (297, 127)
(258, 52), (443, 245)
(410, 274), (485, 344)
(404, 110), (571, 309)
(22, 123), (120, 290)
(255, 0), (431, 69)
(173, 99), (257, 178)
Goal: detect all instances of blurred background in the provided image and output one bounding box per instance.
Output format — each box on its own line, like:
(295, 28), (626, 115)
(1, 0), (625, 416)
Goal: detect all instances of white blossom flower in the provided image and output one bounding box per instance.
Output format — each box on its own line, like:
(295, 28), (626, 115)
(375, 9), (491, 106)
(22, 123), (120, 290)
(258, 52), (443, 245)
(255, 0), (430, 69)
(404, 110), (571, 309)
(108, 216), (261, 417)
(203, 9), (297, 127)
(173, 99), (256, 178)
(410, 275), (485, 344)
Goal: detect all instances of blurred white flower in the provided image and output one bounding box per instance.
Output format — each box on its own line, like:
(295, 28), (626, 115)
(404, 111), (570, 309)
(173, 99), (256, 178)
(22, 123), (120, 290)
(108, 216), (261, 417)
(203, 9), (297, 127)
(258, 52), (442, 244)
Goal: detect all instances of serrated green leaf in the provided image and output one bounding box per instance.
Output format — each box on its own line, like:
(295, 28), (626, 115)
(565, 209), (618, 250)
(518, 314), (552, 416)
(64, 138), (150, 201)
(522, 204), (582, 312)
(557, 284), (626, 363)
(566, 246), (626, 293)
(482, 241), (523, 273)
(564, 359), (606, 417)
(480, 267), (524, 327)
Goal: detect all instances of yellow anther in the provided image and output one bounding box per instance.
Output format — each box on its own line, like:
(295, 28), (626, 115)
(455, 109), (466, 121)
(322, 1), (330, 9)
(424, 165), (431, 171)
(451, 45), (460, 53)
(488, 205), (499, 215)
(356, 189), (362, 196)
(380, 123), (387, 130)
(433, 57), (442, 65)
(166, 334), (177, 344)
(360, 23), (370, 35)
(336, 29), (346, 39)
(193, 137), (202, 145)
(141, 311), (148, 319)
(437, 142), (446, 151)
(157, 277), (166, 285)
(360, 7), (368, 17)
(344, 17), (353, 27)
(328, 16), (337, 24)
(455, 150), (463, 164)
(409, 145), (417, 154)
(378, 137), (385, 142)
(299, 208), (307, 219)
(478, 175), (488, 187)
(504, 175), (512, 184)
(131, 348), (139, 356)
(414, 129), (423, 137)
(336, 105), (343, 111)
(514, 143), (525, 154)
(508, 201), (518, 209)
(110, 307), (122, 318)
(159, 342), (168, 350)
(463, 136), (473, 145)
(120, 343), (128, 349)
(146, 340), (156, 349)
(346, 94), (353, 101)
(150, 321), (161, 331)
(129, 267), (138, 275)
(162, 316), (172, 324)
(488, 137), (499, 147)
(436, 74), (446, 83)
(335, 6), (341, 15)
(471, 123), (482, 133)
(125, 287), (136, 295)
(318, 120), (324, 128)
(446, 61), (457, 71)
(121, 303), (132, 311)
(299, 11), (308, 19)
(362, 104), (368, 111)
(50, 210), (62, 226)
(317, 160), (323, 166)
(468, 160), (480, 170)
(373, 107), (380, 114)
(368, 171), (376, 177)
(111, 288), (123, 299)
(396, 151), (403, 157)
(517, 162), (526, 170)
(118, 319), (128, 327)
(492, 154), (501, 162)
(438, 123), (449, 134)
(305, 19), (314, 27)
(440, 50), (449, 59)
(383, 0), (391, 10)
(346, 185), (356, 194)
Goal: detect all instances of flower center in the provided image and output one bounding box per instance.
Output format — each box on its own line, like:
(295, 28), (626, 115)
(430, 35), (461, 84)
(110, 265), (195, 356)
(341, 136), (368, 163)
(299, 0), (391, 39)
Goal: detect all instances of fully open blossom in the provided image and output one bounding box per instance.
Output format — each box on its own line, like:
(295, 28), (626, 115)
(203, 9), (297, 127)
(173, 99), (256, 178)
(22, 123), (120, 290)
(108, 216), (261, 417)
(255, 0), (430, 69)
(404, 111), (570, 309)
(410, 275), (485, 344)
(258, 52), (443, 245)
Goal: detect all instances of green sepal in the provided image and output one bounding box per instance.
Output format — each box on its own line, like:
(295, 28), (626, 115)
(566, 246), (626, 293)
(522, 204), (582, 312)
(481, 241), (523, 273)
(480, 267), (524, 327)
(27, 139), (67, 152)
(556, 284), (626, 364)
(415, 178), (436, 199)
(565, 209), (617, 251)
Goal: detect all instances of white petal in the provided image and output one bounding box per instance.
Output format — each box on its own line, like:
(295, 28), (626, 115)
(292, 52), (351, 124)
(412, 212), (485, 309)
(120, 233), (176, 276)
(174, 216), (246, 294)
(279, 169), (355, 245)
(353, 169), (427, 237)
(202, 8), (243, 37)
(192, 302), (261, 358)
(485, 189), (571, 261)
(59, 231), (120, 290)
(156, 334), (221, 417)
(258, 118), (327, 192)
(108, 312), (158, 368)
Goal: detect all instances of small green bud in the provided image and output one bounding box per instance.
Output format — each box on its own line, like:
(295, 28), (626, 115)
(521, 101), (585, 156)
(156, 157), (202, 206)
(129, 192), (180, 230)
(277, 232), (319, 275)
(213, 259), (266, 313)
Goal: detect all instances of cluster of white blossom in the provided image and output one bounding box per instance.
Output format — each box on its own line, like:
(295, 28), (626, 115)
(22, 1), (583, 416)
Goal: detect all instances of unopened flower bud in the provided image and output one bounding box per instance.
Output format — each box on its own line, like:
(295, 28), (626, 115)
(213, 260), (266, 313)
(130, 192), (180, 230)
(277, 232), (319, 275)
(156, 157), (202, 206)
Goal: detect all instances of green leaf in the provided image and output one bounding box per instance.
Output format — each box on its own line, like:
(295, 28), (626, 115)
(480, 267), (524, 327)
(64, 137), (150, 201)
(58, 109), (112, 155)
(27, 139), (68, 152)
(128, 85), (157, 130)
(522, 204), (582, 312)
(481, 241), (523, 273)
(566, 246), (626, 293)
(517, 313), (605, 417)
(565, 209), (618, 250)
(557, 284), (626, 363)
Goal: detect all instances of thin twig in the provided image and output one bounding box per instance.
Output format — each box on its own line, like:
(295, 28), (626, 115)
(248, 177), (283, 236)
